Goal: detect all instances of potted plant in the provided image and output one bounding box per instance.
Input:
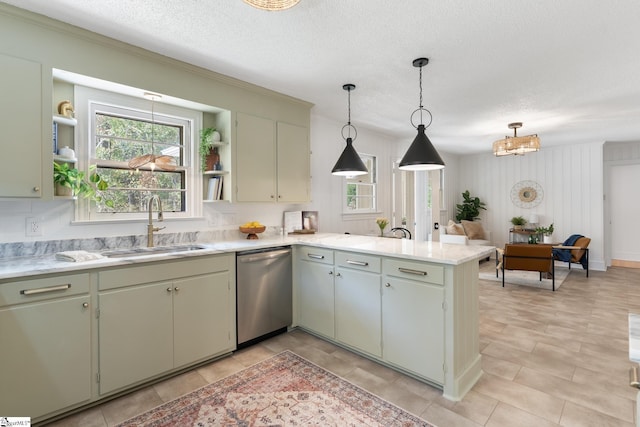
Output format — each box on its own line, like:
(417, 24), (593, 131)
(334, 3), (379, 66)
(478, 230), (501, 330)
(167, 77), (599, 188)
(199, 127), (220, 171)
(53, 162), (113, 207)
(455, 190), (486, 222)
(536, 223), (554, 243)
(510, 216), (526, 231)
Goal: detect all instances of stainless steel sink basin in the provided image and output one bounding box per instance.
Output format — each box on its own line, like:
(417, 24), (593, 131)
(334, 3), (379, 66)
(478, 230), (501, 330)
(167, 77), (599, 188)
(102, 244), (207, 258)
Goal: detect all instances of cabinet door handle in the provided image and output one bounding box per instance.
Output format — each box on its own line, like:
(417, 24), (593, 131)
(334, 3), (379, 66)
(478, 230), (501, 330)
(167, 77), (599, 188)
(335, 273), (342, 278)
(328, 270), (333, 275)
(20, 283), (71, 295)
(385, 283), (391, 287)
(82, 302), (89, 308)
(166, 287), (173, 293)
(347, 260), (369, 266)
(630, 366), (640, 389)
(174, 287), (180, 292)
(33, 186), (40, 192)
(398, 267), (427, 276)
(307, 254), (324, 260)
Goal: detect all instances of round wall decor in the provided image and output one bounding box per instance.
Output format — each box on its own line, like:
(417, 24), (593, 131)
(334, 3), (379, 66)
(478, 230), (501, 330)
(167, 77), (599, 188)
(510, 180), (543, 208)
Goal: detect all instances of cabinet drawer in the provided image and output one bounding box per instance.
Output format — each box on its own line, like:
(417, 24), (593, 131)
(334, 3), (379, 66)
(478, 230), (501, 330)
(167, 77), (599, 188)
(383, 258), (444, 285)
(335, 251), (381, 273)
(298, 246), (334, 265)
(0, 273), (90, 308)
(99, 254), (232, 290)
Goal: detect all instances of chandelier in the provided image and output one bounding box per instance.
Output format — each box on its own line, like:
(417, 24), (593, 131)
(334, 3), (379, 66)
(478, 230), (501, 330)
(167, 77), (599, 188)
(243, 0), (300, 11)
(493, 122), (540, 157)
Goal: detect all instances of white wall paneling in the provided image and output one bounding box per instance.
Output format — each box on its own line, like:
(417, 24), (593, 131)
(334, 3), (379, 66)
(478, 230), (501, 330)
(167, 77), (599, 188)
(456, 142), (605, 271)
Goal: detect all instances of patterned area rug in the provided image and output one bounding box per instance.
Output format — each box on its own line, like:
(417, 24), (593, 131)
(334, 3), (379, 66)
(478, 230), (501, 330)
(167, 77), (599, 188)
(117, 350), (433, 426)
(479, 261), (570, 290)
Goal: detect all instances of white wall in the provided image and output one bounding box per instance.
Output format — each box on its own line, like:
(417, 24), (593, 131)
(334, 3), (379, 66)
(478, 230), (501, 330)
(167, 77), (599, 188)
(603, 140), (640, 264)
(454, 142), (605, 270)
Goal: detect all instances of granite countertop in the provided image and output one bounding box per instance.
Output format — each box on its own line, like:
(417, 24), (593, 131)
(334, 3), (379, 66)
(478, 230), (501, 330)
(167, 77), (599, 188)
(0, 233), (494, 282)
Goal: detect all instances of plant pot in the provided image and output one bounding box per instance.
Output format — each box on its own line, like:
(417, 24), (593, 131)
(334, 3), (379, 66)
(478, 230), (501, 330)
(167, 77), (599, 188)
(543, 235), (553, 244)
(55, 183), (73, 197)
(513, 225), (523, 231)
(205, 148), (220, 171)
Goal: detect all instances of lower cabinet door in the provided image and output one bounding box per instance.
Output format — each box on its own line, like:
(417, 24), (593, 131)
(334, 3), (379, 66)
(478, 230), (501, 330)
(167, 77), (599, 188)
(335, 267), (382, 357)
(0, 296), (91, 419)
(173, 271), (232, 367)
(382, 277), (444, 383)
(99, 282), (174, 394)
(298, 260), (335, 338)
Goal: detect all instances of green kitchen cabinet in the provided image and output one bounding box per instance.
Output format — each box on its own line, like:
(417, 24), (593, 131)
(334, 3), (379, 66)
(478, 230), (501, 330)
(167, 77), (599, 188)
(0, 53), (51, 199)
(0, 273), (91, 421)
(97, 254), (235, 395)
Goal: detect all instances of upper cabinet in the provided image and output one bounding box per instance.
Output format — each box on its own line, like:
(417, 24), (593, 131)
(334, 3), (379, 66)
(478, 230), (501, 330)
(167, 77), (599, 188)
(0, 53), (51, 198)
(235, 112), (310, 203)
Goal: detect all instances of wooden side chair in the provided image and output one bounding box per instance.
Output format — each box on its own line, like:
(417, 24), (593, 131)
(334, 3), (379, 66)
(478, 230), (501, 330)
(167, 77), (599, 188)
(553, 236), (590, 277)
(498, 244), (556, 291)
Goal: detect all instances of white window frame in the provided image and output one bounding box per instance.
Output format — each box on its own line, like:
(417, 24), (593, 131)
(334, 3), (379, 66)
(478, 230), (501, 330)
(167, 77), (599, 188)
(74, 86), (202, 222)
(342, 153), (378, 214)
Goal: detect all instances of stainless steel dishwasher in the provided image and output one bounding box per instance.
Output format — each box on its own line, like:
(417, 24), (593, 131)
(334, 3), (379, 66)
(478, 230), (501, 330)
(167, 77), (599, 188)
(236, 246), (292, 348)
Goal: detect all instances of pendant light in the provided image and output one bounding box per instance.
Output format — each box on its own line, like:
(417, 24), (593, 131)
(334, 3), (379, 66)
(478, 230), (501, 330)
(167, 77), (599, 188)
(399, 58), (445, 171)
(128, 92), (177, 171)
(331, 83), (368, 176)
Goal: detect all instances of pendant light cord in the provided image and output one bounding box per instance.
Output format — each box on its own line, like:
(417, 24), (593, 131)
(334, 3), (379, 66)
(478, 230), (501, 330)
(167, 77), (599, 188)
(347, 86), (352, 137)
(418, 64), (423, 124)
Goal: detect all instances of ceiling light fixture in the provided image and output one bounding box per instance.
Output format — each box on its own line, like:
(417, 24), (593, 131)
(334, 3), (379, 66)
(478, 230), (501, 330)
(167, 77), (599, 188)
(243, 0), (300, 11)
(128, 92), (177, 171)
(493, 122), (540, 156)
(399, 57), (445, 171)
(331, 83), (368, 176)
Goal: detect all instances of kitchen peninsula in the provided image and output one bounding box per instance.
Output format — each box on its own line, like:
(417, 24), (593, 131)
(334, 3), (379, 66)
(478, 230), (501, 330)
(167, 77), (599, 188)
(0, 233), (492, 423)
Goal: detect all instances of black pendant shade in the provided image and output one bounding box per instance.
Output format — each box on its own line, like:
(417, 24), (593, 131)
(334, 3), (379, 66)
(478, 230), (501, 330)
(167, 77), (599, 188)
(399, 57), (445, 171)
(399, 124), (445, 171)
(331, 83), (368, 176)
(332, 137), (368, 176)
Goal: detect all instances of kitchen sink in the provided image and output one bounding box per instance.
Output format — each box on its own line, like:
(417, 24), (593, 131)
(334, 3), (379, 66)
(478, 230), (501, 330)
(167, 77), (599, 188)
(102, 244), (208, 258)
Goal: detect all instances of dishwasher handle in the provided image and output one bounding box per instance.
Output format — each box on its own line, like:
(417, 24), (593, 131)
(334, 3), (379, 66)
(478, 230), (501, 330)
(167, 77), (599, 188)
(238, 248), (291, 263)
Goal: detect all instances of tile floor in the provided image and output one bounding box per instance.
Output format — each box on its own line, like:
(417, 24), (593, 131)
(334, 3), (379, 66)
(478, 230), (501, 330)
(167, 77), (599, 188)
(46, 263), (640, 426)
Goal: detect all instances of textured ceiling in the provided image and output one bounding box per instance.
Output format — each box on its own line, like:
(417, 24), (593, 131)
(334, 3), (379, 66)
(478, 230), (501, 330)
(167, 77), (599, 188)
(4, 0), (640, 154)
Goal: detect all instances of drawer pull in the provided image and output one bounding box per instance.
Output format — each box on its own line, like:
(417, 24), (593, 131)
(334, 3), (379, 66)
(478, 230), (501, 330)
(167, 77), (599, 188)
(20, 284), (71, 295)
(398, 267), (427, 276)
(307, 254), (325, 260)
(347, 260), (369, 266)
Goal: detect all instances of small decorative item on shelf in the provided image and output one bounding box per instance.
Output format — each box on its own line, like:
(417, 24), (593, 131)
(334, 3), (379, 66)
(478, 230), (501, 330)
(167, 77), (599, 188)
(376, 217), (389, 237)
(535, 223), (554, 244)
(200, 127), (220, 172)
(53, 162), (114, 207)
(57, 100), (75, 118)
(510, 215), (526, 231)
(239, 221), (266, 239)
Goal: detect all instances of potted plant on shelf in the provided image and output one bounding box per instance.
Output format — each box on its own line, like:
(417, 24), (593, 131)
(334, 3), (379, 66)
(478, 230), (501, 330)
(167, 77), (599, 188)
(53, 162), (113, 207)
(510, 216), (526, 231)
(536, 223), (554, 244)
(199, 127), (221, 172)
(455, 190), (486, 222)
